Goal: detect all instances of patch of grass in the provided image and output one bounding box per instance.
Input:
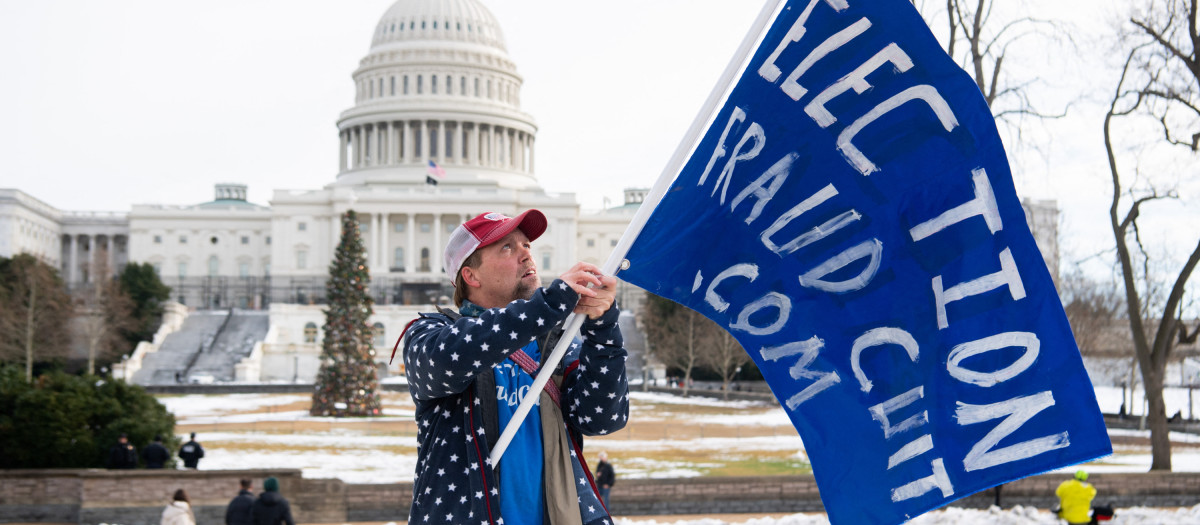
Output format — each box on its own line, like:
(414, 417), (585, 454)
(211, 438), (418, 456)
(700, 457), (813, 477)
(593, 444), (809, 478)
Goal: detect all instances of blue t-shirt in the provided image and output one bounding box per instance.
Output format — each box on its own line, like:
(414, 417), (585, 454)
(494, 340), (544, 525)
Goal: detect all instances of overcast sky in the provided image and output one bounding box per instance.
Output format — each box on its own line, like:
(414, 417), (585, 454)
(1, 0), (1197, 279)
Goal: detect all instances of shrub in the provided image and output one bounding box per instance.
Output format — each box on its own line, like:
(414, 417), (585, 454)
(0, 365), (178, 468)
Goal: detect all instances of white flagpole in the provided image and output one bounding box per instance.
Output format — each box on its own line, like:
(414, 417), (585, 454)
(489, 0), (787, 466)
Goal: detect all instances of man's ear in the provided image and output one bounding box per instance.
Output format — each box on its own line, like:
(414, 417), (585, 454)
(461, 266), (482, 288)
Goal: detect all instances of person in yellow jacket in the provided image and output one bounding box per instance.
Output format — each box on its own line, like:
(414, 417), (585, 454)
(1056, 470), (1097, 524)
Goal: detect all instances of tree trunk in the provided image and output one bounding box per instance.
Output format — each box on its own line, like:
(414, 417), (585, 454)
(24, 277), (36, 382)
(87, 327), (99, 376)
(682, 315), (694, 398)
(1142, 365), (1172, 470)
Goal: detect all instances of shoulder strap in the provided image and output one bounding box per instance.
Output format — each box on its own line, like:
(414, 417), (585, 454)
(436, 306), (463, 321)
(389, 309), (461, 365)
(509, 347), (563, 407)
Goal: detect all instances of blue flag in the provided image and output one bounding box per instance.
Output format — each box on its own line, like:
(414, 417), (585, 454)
(618, 1), (1112, 524)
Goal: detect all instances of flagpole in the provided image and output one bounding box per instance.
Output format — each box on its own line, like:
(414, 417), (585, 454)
(488, 0), (787, 466)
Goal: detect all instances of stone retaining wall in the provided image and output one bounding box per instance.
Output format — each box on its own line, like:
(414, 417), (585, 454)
(2, 469), (1197, 524)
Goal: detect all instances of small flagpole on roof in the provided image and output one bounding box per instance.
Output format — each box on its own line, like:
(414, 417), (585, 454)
(426, 159), (446, 186)
(488, 0), (788, 466)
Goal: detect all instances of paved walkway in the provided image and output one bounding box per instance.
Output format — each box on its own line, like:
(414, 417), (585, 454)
(345, 514), (801, 525)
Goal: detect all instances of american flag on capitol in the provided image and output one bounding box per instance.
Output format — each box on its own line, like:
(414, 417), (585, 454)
(425, 160), (446, 186)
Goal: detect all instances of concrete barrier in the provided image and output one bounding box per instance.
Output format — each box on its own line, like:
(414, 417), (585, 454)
(2, 469), (1198, 524)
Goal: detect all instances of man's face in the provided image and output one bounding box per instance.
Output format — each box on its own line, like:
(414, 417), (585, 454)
(467, 229), (538, 308)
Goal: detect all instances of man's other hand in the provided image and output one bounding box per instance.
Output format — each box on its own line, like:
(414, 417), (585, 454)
(559, 262), (617, 319)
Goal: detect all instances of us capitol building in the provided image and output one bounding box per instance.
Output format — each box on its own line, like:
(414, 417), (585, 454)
(0, 0), (1057, 384)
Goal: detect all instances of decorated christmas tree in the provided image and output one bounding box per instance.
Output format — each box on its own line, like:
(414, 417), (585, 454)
(311, 210), (382, 417)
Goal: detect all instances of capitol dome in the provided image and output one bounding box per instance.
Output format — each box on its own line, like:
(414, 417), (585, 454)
(334, 0), (538, 190)
(371, 0), (507, 51)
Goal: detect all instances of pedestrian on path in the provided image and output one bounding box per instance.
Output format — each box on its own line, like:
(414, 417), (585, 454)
(160, 489), (196, 525)
(143, 435), (170, 469)
(595, 451), (616, 509)
(251, 477), (295, 525)
(225, 478), (255, 525)
(178, 432), (205, 469)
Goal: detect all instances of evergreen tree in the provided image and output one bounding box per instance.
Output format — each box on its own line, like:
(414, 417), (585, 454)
(311, 210), (382, 417)
(119, 262), (172, 348)
(0, 364), (178, 469)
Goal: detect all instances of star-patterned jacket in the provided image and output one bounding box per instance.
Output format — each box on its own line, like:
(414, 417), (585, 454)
(403, 278), (629, 525)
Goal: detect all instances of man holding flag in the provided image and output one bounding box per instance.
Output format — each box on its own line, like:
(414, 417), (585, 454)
(400, 210), (629, 525)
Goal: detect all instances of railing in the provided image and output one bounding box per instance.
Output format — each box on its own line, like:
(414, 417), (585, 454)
(162, 275), (454, 309)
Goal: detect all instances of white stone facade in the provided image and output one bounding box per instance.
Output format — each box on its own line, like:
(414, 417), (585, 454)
(1021, 198), (1060, 284)
(0, 189), (62, 266)
(0, 189), (129, 287)
(127, 184), (272, 308)
(249, 303), (425, 383)
(0, 0), (1066, 383)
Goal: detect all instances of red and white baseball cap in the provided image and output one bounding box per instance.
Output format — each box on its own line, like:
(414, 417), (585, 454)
(444, 210), (548, 284)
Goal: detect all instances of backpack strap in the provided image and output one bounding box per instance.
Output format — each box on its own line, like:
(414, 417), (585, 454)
(508, 349), (562, 406)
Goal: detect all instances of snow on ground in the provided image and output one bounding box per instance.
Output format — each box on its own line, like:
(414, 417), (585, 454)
(1094, 386), (1199, 418)
(193, 430), (419, 484)
(611, 504), (1200, 525)
(628, 391), (773, 408)
(164, 390), (1200, 484)
(158, 393), (311, 417)
(158, 393), (416, 423)
(354, 505), (1200, 524)
(686, 409), (794, 427)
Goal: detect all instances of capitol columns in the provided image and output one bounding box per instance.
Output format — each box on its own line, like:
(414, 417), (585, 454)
(492, 126), (500, 167)
(69, 234), (80, 285)
(510, 129), (518, 171)
(517, 133), (526, 172)
(402, 121), (412, 164)
(374, 124), (383, 166)
(339, 130), (348, 172)
(432, 120), (441, 164)
(457, 121), (466, 165)
(378, 123), (387, 165)
(352, 127), (362, 169)
(472, 123), (481, 166)
(387, 121), (397, 166)
(420, 120), (429, 162)
(443, 121), (451, 165)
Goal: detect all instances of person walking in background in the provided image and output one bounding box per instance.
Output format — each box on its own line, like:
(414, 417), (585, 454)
(106, 433), (137, 469)
(1056, 470), (1098, 524)
(251, 477), (295, 525)
(225, 478), (255, 525)
(595, 451), (616, 509)
(160, 489), (196, 525)
(142, 435), (170, 469)
(178, 432), (205, 469)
